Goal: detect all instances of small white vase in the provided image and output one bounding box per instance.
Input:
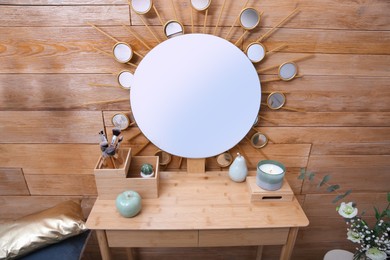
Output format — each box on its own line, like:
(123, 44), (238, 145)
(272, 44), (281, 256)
(228, 153), (248, 182)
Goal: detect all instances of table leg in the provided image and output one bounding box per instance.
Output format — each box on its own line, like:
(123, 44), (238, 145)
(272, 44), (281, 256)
(96, 230), (112, 260)
(126, 248), (135, 260)
(256, 245), (263, 260)
(280, 227), (299, 260)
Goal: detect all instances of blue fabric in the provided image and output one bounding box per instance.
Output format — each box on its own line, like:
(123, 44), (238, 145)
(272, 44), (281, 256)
(19, 231), (90, 260)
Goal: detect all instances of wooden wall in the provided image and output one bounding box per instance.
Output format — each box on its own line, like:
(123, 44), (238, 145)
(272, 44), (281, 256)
(0, 0), (389, 259)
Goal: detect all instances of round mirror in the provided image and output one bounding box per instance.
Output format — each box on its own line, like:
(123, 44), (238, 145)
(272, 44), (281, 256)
(117, 70), (134, 90)
(267, 92), (286, 110)
(250, 132), (268, 149)
(112, 42), (133, 63)
(111, 113), (130, 130)
(253, 115), (259, 126)
(154, 150), (172, 166)
(216, 152), (233, 167)
(164, 20), (184, 38)
(191, 0), (211, 11)
(246, 42), (266, 63)
(239, 8), (260, 30)
(131, 0), (153, 14)
(278, 62), (298, 81)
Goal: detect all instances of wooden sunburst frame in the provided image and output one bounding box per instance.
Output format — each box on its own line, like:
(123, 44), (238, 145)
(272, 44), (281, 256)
(88, 0), (313, 169)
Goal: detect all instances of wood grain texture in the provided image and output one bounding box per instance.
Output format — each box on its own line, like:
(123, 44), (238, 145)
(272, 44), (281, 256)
(0, 144), (100, 174)
(0, 111), (103, 143)
(0, 5), (129, 27)
(0, 168), (29, 196)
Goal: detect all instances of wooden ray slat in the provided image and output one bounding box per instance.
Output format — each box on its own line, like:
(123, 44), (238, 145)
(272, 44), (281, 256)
(0, 111), (103, 143)
(0, 168), (29, 196)
(0, 144), (100, 173)
(0, 5), (129, 27)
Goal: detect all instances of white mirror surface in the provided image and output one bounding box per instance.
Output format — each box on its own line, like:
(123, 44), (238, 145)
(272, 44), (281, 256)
(118, 70), (134, 90)
(267, 92), (285, 110)
(164, 21), (184, 38)
(131, 34), (261, 158)
(246, 43), (265, 63)
(113, 43), (133, 63)
(131, 0), (152, 14)
(191, 0), (211, 11)
(279, 62), (298, 81)
(240, 8), (260, 30)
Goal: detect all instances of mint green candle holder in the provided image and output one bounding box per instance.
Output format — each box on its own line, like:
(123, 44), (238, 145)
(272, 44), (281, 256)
(256, 160), (286, 191)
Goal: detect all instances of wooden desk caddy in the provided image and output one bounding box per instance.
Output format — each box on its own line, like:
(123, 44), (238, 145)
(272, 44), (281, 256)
(94, 148), (160, 199)
(246, 176), (294, 202)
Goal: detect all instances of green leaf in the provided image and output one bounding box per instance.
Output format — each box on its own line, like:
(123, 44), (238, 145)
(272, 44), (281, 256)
(332, 190), (352, 204)
(327, 184), (340, 193)
(298, 168), (306, 180)
(374, 207), (380, 220)
(318, 175), (331, 188)
(386, 209), (390, 218)
(387, 192), (390, 203)
(308, 173), (315, 181)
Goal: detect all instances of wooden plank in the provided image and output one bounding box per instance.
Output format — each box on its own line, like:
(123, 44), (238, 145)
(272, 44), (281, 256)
(258, 53), (390, 77)
(130, 0), (390, 30)
(0, 144), (100, 174)
(1, 0), (127, 4)
(0, 168), (29, 195)
(24, 174), (97, 195)
(307, 155), (390, 168)
(0, 111), (103, 143)
(258, 112), (390, 127)
(258, 127), (390, 144)
(260, 76), (390, 112)
(0, 195), (95, 220)
(311, 143), (390, 155)
(0, 74), (129, 111)
(303, 193), (390, 217)
(246, 28), (390, 55)
(0, 5), (129, 27)
(302, 167), (390, 193)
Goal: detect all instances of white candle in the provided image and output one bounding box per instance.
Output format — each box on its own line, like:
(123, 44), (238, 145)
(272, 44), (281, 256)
(259, 163), (284, 175)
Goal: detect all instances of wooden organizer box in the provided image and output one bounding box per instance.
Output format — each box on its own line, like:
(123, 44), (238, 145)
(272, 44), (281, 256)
(246, 176), (293, 202)
(94, 148), (159, 199)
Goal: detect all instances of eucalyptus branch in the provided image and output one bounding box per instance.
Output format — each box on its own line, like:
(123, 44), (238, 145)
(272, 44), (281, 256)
(298, 168), (352, 203)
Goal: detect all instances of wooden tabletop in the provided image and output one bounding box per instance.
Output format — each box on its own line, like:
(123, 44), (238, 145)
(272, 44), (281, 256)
(86, 171), (309, 230)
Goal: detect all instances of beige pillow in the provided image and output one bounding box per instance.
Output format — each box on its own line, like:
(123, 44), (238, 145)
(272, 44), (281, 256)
(0, 200), (87, 260)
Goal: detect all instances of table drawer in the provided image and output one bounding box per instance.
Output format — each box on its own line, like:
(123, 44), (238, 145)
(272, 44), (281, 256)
(106, 230), (198, 247)
(199, 228), (289, 247)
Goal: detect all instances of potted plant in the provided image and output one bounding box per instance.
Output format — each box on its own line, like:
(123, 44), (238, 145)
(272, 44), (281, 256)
(140, 163), (154, 178)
